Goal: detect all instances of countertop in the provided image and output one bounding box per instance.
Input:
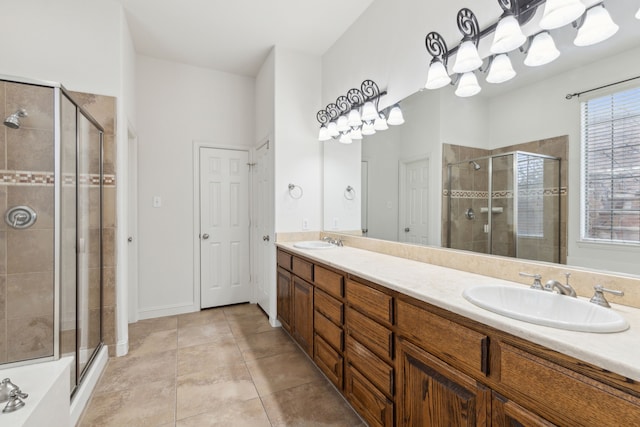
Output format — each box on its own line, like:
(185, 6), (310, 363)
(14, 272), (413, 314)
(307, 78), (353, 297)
(277, 242), (640, 382)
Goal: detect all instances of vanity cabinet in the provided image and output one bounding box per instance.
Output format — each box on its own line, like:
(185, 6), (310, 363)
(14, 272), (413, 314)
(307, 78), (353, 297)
(275, 247), (640, 427)
(345, 278), (395, 427)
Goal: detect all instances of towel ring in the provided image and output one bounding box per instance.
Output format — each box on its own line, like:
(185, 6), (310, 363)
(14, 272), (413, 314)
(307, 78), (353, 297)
(288, 183), (303, 199)
(344, 186), (356, 200)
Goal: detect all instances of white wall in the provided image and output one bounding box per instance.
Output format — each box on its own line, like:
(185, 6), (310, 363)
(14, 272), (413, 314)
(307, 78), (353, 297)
(273, 48), (323, 233)
(0, 0), (123, 96)
(135, 55), (255, 318)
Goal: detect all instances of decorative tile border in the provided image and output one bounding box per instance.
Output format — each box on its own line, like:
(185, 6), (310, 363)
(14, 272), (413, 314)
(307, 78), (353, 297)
(0, 170), (116, 187)
(444, 187), (567, 198)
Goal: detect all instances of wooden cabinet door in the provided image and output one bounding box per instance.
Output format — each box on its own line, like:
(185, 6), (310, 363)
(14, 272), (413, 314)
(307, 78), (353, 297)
(492, 392), (556, 427)
(397, 338), (490, 427)
(292, 276), (314, 356)
(276, 267), (292, 332)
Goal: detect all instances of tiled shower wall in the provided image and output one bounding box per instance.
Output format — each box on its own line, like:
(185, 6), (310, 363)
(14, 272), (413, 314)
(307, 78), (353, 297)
(0, 82), (116, 364)
(442, 136), (568, 264)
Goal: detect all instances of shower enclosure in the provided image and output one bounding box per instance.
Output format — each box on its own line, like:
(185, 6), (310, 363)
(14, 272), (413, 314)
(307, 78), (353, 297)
(447, 151), (561, 263)
(0, 76), (104, 396)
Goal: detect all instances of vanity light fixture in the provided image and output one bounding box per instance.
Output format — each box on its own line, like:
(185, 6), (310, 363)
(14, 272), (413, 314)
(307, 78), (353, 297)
(524, 31), (560, 67)
(486, 54), (517, 84)
(452, 9), (483, 74)
(539, 0), (586, 30)
(573, 3), (619, 47)
(636, 6), (640, 19)
(422, 0), (626, 99)
(316, 79), (400, 142)
(455, 72), (482, 97)
(491, 0), (527, 54)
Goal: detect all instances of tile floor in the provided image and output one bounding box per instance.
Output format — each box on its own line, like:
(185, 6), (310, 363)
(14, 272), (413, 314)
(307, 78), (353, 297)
(78, 303), (363, 426)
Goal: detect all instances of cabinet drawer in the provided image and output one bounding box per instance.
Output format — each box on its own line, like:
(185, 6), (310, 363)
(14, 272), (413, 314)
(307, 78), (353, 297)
(345, 365), (393, 427)
(315, 265), (344, 298)
(277, 250), (292, 271)
(396, 299), (488, 376)
(346, 279), (393, 326)
(346, 307), (393, 361)
(346, 335), (393, 397)
(314, 288), (343, 325)
(292, 256), (314, 282)
(499, 343), (640, 426)
(314, 310), (343, 352)
(314, 334), (343, 389)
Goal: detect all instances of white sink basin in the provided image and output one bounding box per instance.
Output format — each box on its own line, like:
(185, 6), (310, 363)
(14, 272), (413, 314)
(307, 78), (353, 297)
(463, 285), (629, 333)
(293, 240), (335, 250)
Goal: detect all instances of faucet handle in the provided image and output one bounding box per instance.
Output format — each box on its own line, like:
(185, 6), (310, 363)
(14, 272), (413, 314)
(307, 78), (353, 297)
(519, 272), (543, 290)
(590, 285), (624, 308)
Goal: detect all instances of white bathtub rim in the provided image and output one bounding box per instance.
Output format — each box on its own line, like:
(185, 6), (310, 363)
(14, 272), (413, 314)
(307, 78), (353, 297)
(70, 345), (108, 426)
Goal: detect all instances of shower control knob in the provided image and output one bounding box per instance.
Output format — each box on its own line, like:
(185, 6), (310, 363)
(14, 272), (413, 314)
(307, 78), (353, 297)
(202, 234), (210, 240)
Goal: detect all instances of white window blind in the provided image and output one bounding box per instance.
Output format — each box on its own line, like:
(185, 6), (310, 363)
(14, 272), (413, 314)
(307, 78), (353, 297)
(582, 86), (640, 244)
(517, 154), (544, 238)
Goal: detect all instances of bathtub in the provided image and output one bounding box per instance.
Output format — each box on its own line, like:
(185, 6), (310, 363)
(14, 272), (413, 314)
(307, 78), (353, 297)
(0, 346), (107, 427)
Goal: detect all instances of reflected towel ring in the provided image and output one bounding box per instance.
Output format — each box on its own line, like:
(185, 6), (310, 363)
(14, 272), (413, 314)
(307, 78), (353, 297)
(288, 183), (303, 199)
(344, 186), (356, 200)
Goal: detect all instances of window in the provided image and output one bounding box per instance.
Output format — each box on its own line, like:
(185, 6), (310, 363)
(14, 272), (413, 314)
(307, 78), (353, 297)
(517, 154), (545, 238)
(582, 86), (640, 244)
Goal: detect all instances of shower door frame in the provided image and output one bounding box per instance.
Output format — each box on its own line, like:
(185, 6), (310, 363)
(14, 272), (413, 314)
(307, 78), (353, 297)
(447, 151), (561, 261)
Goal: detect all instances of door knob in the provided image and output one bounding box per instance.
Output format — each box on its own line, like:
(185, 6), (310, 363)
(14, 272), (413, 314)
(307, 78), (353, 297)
(127, 236), (133, 243)
(404, 227), (410, 232)
(202, 234), (210, 240)
(263, 235), (270, 242)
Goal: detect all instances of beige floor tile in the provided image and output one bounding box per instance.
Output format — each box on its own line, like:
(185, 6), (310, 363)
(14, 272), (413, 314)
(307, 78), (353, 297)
(222, 303), (264, 319)
(262, 380), (364, 427)
(95, 349), (177, 395)
(227, 313), (274, 338)
(128, 328), (177, 358)
(176, 363), (258, 420)
(176, 397), (271, 427)
(129, 315), (178, 342)
(177, 320), (233, 348)
(79, 377), (176, 427)
(178, 308), (227, 329)
(246, 348), (322, 397)
(177, 335), (242, 376)
(235, 328), (299, 361)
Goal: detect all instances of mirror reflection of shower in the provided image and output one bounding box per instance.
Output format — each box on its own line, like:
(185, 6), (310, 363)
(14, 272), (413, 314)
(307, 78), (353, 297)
(3, 108), (28, 129)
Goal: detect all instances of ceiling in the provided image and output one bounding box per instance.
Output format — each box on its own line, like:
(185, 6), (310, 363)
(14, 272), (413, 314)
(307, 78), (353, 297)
(115, 0), (374, 77)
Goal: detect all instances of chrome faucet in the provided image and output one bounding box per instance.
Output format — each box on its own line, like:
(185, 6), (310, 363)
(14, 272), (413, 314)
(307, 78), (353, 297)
(0, 378), (28, 413)
(545, 273), (576, 297)
(590, 285), (624, 308)
(321, 236), (343, 246)
(519, 272), (543, 290)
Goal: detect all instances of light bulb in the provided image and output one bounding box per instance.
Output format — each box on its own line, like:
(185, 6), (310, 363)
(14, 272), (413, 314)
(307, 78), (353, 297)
(455, 72), (481, 98)
(452, 40), (483, 74)
(350, 128), (363, 140)
(361, 121), (376, 136)
(525, 32), (560, 67)
(327, 122), (339, 137)
(486, 54), (516, 84)
(574, 4), (619, 47)
(339, 133), (352, 144)
(347, 109), (362, 128)
(387, 105), (405, 126)
(374, 114), (388, 131)
(336, 115), (349, 132)
(361, 102), (378, 122)
(539, 0), (586, 30)
(318, 126), (331, 141)
(491, 14), (526, 54)
(425, 59), (451, 89)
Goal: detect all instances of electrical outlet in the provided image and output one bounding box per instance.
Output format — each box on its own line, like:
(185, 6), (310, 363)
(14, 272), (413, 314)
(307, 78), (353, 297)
(153, 196), (162, 208)
(333, 217), (339, 229)
(302, 218), (309, 230)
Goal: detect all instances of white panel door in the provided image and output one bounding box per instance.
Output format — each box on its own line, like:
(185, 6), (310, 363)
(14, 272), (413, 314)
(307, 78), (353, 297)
(400, 158), (429, 244)
(254, 141), (273, 315)
(200, 147), (250, 308)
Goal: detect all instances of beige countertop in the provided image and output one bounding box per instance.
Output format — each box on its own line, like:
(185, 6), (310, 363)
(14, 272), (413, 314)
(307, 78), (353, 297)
(277, 242), (640, 382)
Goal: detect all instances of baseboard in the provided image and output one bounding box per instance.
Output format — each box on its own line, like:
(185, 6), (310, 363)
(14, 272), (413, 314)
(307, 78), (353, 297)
(136, 303), (199, 320)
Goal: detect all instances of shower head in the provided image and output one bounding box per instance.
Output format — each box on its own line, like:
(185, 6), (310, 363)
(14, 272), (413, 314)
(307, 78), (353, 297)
(4, 109), (28, 129)
(469, 160), (481, 171)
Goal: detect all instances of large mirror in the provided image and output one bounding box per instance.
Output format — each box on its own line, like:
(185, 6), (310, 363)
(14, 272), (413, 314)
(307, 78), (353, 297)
(323, 1), (640, 276)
